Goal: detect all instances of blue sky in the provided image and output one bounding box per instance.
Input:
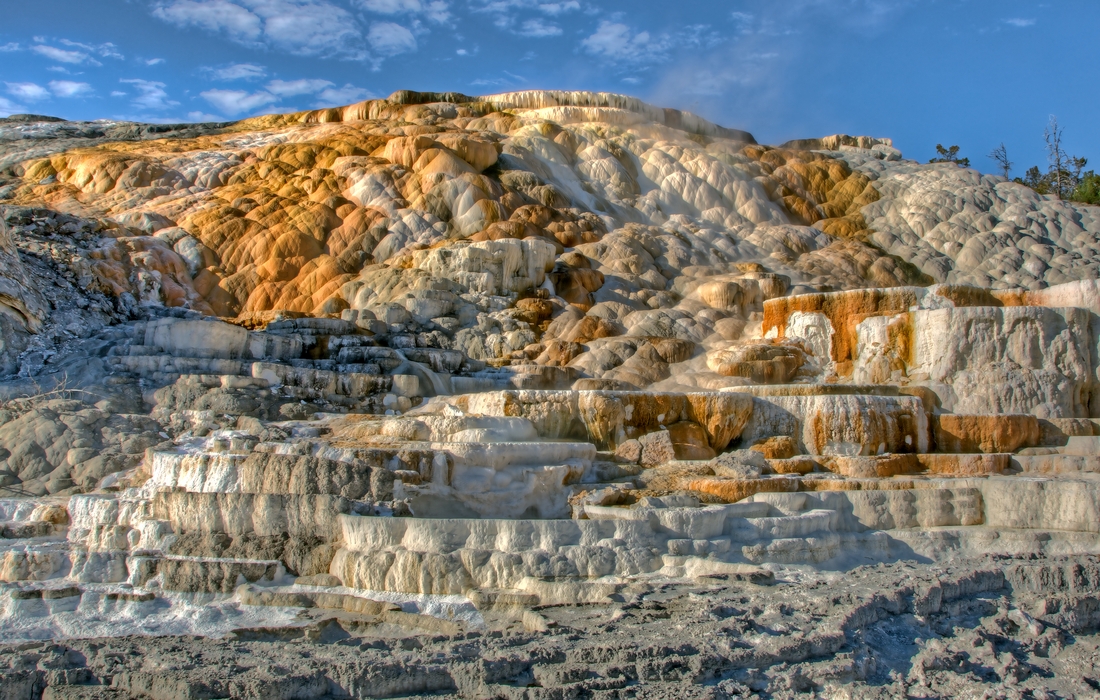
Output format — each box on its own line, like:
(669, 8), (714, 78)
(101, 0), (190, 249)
(0, 0), (1097, 175)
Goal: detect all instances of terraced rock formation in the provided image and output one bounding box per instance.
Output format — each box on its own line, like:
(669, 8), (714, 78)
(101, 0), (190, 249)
(1, 91), (1100, 698)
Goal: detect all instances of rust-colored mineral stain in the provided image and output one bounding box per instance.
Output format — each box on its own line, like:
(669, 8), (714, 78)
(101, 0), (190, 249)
(684, 477), (800, 503)
(763, 288), (920, 363)
(932, 414), (1040, 454)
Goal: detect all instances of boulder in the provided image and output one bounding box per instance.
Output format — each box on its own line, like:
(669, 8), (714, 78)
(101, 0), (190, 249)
(638, 429), (676, 467)
(709, 450), (768, 479)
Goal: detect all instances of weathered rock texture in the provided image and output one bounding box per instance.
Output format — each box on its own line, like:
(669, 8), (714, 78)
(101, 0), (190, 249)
(2, 91), (1100, 696)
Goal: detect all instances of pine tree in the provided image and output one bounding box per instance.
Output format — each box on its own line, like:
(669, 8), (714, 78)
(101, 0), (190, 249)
(929, 144), (970, 168)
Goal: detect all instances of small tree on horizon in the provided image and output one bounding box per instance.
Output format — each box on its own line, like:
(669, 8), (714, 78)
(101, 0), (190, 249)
(1045, 116), (1070, 198)
(929, 144), (970, 167)
(989, 143), (1012, 178)
(1014, 116), (1094, 204)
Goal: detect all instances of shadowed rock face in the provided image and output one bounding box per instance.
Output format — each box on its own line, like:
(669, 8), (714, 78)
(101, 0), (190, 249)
(5, 92), (1100, 695)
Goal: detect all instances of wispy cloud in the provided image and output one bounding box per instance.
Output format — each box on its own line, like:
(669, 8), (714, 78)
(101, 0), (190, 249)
(200, 87), (278, 115)
(469, 70), (527, 89)
(146, 58), (166, 66)
(152, 0), (262, 41)
(207, 62), (268, 81)
(48, 80), (94, 98)
(517, 18), (562, 37)
(537, 1), (579, 15)
(266, 78), (334, 97)
(314, 84), (374, 106)
(59, 39), (123, 60)
(187, 110), (225, 121)
(33, 44), (100, 66)
(355, 0), (451, 24)
(5, 80), (97, 102)
(5, 83), (51, 102)
(199, 77), (372, 115)
(120, 79), (178, 111)
(358, 0), (420, 11)
(0, 43), (20, 52)
(471, 0), (578, 34)
(368, 21), (417, 58)
(29, 38), (124, 67)
(580, 21), (670, 63)
(1004, 17), (1036, 27)
(730, 11), (754, 33)
(0, 97), (25, 118)
(152, 0), (368, 60)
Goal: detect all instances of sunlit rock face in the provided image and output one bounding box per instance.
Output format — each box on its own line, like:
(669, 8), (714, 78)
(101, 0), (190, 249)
(9, 90), (1100, 688)
(7, 89), (1100, 380)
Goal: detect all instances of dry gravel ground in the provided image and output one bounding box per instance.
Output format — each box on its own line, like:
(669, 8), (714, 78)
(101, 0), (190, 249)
(2, 556), (1100, 699)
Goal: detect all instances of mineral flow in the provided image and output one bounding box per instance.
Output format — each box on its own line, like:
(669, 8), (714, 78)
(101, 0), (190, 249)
(0, 90), (1099, 698)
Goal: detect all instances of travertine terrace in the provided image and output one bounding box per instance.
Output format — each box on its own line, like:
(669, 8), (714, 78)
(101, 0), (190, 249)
(1, 91), (1100, 697)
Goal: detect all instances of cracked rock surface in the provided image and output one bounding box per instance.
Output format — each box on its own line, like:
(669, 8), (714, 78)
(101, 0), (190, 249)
(3, 559), (1100, 699)
(2, 93), (1100, 699)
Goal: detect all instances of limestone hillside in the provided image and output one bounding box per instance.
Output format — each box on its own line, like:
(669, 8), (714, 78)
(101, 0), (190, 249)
(0, 89), (1097, 384)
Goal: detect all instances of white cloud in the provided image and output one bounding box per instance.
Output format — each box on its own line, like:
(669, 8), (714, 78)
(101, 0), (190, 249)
(471, 0), (577, 30)
(470, 70), (526, 88)
(0, 97), (26, 117)
(209, 63), (268, 81)
(358, 0), (420, 12)
(456, 48), (468, 55)
(111, 91), (127, 97)
(0, 43), (20, 52)
(33, 44), (100, 66)
(730, 11), (753, 32)
(577, 20), (719, 64)
(5, 82), (50, 102)
(517, 18), (561, 36)
(580, 21), (668, 63)
(422, 1), (452, 23)
(59, 39), (123, 60)
(1004, 17), (1035, 27)
(187, 110), (225, 121)
(146, 58), (166, 66)
(120, 79), (179, 111)
(198, 76), (373, 117)
(152, 0), (367, 59)
(315, 84), (374, 106)
(200, 88), (278, 115)
(368, 22), (417, 56)
(48, 80), (94, 98)
(537, 1), (578, 15)
(30, 38), (123, 66)
(356, 0), (451, 24)
(152, 0), (262, 41)
(266, 78), (333, 96)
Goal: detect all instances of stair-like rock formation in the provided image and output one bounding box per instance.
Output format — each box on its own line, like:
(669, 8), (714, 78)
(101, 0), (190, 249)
(3, 92), (1100, 697)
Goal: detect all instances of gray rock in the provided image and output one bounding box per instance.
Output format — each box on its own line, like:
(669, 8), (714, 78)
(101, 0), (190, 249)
(709, 449), (769, 478)
(638, 429), (676, 467)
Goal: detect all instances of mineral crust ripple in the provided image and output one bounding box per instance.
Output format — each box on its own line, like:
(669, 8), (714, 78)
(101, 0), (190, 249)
(0, 90), (1098, 697)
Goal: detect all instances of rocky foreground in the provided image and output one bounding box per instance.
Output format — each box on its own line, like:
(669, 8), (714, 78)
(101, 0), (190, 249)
(4, 559), (1100, 699)
(0, 91), (1099, 698)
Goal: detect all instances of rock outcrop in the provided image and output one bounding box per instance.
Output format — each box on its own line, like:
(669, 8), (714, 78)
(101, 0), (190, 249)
(1, 90), (1100, 697)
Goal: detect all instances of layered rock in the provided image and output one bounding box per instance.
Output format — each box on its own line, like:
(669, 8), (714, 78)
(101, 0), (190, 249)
(3, 91), (1100, 663)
